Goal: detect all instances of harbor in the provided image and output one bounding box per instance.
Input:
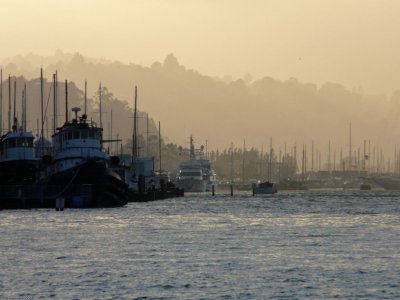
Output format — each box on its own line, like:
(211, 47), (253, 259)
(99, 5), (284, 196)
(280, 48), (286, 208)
(0, 71), (185, 209)
(2, 2), (400, 299)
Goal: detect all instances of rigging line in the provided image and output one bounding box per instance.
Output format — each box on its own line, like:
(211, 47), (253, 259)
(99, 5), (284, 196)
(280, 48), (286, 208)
(43, 165), (83, 199)
(43, 82), (53, 130)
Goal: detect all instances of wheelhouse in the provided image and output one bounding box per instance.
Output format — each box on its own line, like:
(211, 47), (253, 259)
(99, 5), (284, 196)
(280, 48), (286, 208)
(0, 132), (35, 161)
(52, 107), (103, 153)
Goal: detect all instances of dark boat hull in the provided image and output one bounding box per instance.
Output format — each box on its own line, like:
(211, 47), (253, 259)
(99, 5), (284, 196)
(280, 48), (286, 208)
(45, 160), (128, 208)
(0, 160), (37, 184)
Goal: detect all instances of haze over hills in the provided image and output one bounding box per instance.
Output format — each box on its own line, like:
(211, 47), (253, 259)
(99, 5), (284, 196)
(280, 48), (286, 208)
(1, 51), (400, 159)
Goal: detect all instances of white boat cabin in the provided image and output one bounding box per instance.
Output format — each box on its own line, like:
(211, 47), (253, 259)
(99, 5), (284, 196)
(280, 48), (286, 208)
(50, 107), (107, 172)
(0, 131), (36, 162)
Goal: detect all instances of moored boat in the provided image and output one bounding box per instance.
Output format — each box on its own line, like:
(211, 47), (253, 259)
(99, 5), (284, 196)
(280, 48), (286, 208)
(42, 107), (128, 207)
(175, 135), (218, 192)
(253, 180), (277, 195)
(0, 131), (38, 185)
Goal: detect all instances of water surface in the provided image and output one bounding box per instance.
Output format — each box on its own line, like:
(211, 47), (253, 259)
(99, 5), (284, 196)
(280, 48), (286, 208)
(1, 190), (399, 299)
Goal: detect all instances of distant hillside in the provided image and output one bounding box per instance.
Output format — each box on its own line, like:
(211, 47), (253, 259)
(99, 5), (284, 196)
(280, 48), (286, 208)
(2, 51), (400, 157)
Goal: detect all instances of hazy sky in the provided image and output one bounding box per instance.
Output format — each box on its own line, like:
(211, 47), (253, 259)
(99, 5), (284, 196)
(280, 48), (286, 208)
(1, 0), (400, 94)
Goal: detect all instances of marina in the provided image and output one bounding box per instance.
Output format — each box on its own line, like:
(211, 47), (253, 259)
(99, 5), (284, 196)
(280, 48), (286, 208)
(2, 2), (400, 299)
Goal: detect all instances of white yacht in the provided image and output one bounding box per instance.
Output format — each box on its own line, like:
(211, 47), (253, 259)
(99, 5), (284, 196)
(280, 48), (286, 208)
(175, 136), (217, 192)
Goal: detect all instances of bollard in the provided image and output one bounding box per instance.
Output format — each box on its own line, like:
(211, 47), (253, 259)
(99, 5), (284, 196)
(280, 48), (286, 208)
(212, 185), (215, 196)
(56, 197), (65, 211)
(252, 183), (256, 196)
(230, 184), (233, 197)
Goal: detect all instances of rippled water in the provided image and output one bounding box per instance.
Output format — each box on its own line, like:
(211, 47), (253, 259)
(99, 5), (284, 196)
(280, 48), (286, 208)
(1, 190), (399, 299)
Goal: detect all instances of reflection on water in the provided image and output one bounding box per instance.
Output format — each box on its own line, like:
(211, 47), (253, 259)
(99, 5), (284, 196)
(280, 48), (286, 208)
(1, 190), (399, 299)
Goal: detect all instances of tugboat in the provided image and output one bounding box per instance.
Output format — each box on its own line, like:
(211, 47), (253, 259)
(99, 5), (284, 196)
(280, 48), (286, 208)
(43, 107), (128, 207)
(0, 130), (37, 184)
(0, 81), (41, 208)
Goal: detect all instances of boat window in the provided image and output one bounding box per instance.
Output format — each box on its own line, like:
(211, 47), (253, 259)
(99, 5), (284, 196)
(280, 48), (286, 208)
(68, 132), (73, 140)
(17, 138), (30, 147)
(181, 171), (202, 176)
(74, 131), (80, 139)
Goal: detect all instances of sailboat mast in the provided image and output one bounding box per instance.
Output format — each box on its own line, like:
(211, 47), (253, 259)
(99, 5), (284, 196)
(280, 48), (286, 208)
(65, 80), (68, 123)
(302, 144), (305, 182)
(328, 140), (331, 173)
(269, 137), (272, 181)
(230, 142), (234, 184)
(242, 139), (245, 184)
(13, 79), (16, 131)
(8, 75), (11, 132)
(349, 123), (352, 171)
(53, 73), (56, 134)
(146, 112), (149, 156)
(55, 71), (58, 130)
(23, 83), (27, 132)
(311, 140), (314, 173)
(132, 85), (138, 158)
(40, 68), (44, 142)
(21, 88), (24, 132)
(84, 80), (87, 116)
(110, 109), (113, 154)
(158, 121), (162, 173)
(99, 83), (102, 128)
(0, 69), (2, 135)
